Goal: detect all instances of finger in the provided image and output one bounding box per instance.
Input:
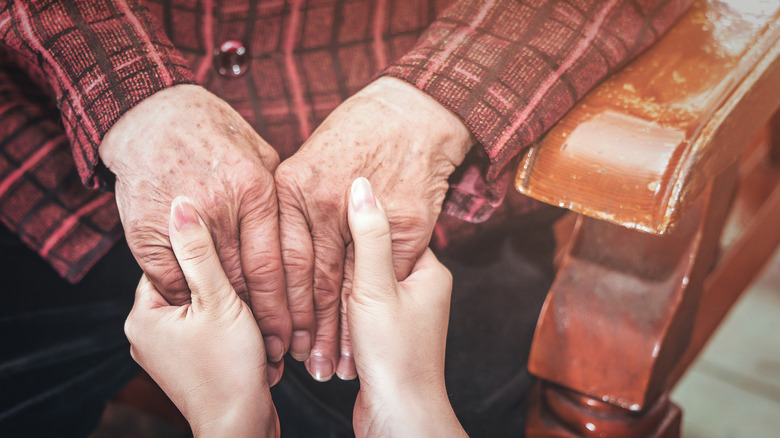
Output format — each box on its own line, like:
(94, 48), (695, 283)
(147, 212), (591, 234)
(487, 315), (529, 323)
(335, 244), (356, 380)
(239, 182), (292, 363)
(133, 274), (170, 310)
(402, 248), (454, 308)
(347, 177), (397, 300)
(210, 223), (247, 300)
(168, 196), (234, 312)
(125, 274), (169, 345)
(405, 248), (451, 282)
(306, 228), (345, 382)
(278, 191), (315, 361)
(125, 229), (191, 306)
(116, 182), (191, 306)
(267, 359), (284, 388)
(385, 205), (434, 282)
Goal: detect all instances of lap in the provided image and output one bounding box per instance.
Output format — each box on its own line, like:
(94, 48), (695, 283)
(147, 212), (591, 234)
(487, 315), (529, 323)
(0, 225), (140, 437)
(0, 215), (556, 437)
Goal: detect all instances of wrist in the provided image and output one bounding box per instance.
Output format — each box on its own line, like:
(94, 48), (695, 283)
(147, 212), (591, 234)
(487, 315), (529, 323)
(358, 77), (475, 167)
(190, 398), (277, 438)
(100, 84), (196, 170)
(368, 386), (465, 437)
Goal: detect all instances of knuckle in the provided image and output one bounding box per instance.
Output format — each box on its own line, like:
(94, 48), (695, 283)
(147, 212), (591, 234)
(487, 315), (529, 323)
(273, 161), (297, 187)
(240, 173), (278, 211)
(126, 225), (167, 255)
(245, 241), (282, 266)
(387, 210), (433, 238)
(281, 250), (312, 281)
(392, 239), (425, 264)
(274, 162), (313, 209)
(133, 244), (190, 301)
(247, 277), (286, 303)
(312, 286), (340, 311)
(286, 284), (313, 310)
(289, 305), (313, 319)
(153, 266), (190, 303)
(258, 145), (281, 171)
(254, 310), (289, 329)
(281, 246), (309, 264)
(245, 262), (286, 293)
(288, 307), (315, 328)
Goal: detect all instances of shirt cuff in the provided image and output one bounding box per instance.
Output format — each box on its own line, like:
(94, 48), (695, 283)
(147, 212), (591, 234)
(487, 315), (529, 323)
(384, 0), (693, 185)
(1, 1), (195, 189)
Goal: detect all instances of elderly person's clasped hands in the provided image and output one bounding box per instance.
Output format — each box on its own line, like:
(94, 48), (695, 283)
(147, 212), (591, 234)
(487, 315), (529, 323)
(110, 71), (474, 435)
(125, 179), (466, 437)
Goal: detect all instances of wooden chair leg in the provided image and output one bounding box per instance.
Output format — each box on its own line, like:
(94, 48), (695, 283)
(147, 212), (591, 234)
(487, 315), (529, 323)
(526, 383), (682, 438)
(771, 109), (780, 165)
(525, 165), (738, 437)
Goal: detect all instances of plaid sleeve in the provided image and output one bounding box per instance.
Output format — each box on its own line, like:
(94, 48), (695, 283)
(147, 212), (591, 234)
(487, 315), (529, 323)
(384, 0), (693, 223)
(0, 0), (194, 189)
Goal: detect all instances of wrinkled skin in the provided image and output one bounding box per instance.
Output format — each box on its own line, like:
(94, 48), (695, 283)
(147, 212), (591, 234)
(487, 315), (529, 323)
(125, 197), (278, 438)
(101, 85), (291, 377)
(275, 77), (473, 381)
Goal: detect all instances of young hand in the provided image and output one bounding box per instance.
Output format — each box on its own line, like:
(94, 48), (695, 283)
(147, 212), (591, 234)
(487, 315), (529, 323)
(124, 196), (279, 438)
(346, 178), (468, 438)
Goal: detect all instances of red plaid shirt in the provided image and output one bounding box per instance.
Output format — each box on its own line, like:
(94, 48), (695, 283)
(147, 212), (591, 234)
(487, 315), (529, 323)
(0, 0), (691, 282)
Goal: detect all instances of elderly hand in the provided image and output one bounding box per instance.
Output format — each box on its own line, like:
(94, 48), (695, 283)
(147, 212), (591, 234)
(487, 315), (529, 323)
(274, 77), (473, 381)
(346, 178), (466, 437)
(101, 85), (290, 375)
(125, 197), (278, 438)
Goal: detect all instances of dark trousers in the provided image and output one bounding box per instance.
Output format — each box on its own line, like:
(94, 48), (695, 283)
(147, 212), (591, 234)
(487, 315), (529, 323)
(0, 214), (557, 437)
(0, 225), (141, 437)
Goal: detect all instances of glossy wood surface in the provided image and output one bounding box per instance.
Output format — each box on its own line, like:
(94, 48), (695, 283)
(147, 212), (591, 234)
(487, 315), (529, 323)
(515, 0), (780, 234)
(526, 386), (682, 438)
(523, 2), (780, 436)
(671, 119), (780, 386)
(528, 163), (734, 406)
(526, 114), (780, 438)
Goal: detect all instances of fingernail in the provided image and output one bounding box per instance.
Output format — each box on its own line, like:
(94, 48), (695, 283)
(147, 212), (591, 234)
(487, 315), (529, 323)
(350, 177), (375, 212)
(306, 356), (334, 382)
(171, 196), (202, 231)
(264, 336), (285, 363)
(290, 330), (311, 361)
(335, 354), (357, 381)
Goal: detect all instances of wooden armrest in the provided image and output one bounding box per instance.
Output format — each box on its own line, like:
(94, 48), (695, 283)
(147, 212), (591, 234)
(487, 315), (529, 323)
(515, 0), (780, 234)
(523, 2), (780, 436)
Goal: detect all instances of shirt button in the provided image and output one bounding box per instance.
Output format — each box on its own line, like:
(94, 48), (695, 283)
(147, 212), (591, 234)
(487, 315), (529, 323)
(215, 40), (248, 78)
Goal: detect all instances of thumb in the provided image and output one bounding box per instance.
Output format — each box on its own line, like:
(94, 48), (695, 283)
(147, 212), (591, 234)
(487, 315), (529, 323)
(169, 196), (234, 312)
(347, 178), (397, 301)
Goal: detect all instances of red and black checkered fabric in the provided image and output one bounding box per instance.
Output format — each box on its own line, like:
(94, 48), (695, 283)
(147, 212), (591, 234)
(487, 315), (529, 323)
(0, 0), (691, 283)
(385, 0), (693, 222)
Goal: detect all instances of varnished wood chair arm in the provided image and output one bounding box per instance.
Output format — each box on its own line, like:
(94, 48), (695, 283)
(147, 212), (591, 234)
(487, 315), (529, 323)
(515, 1), (780, 234)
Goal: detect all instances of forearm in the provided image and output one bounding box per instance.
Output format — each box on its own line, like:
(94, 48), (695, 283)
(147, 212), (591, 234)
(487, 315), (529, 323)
(192, 405), (277, 438)
(392, 394), (467, 438)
